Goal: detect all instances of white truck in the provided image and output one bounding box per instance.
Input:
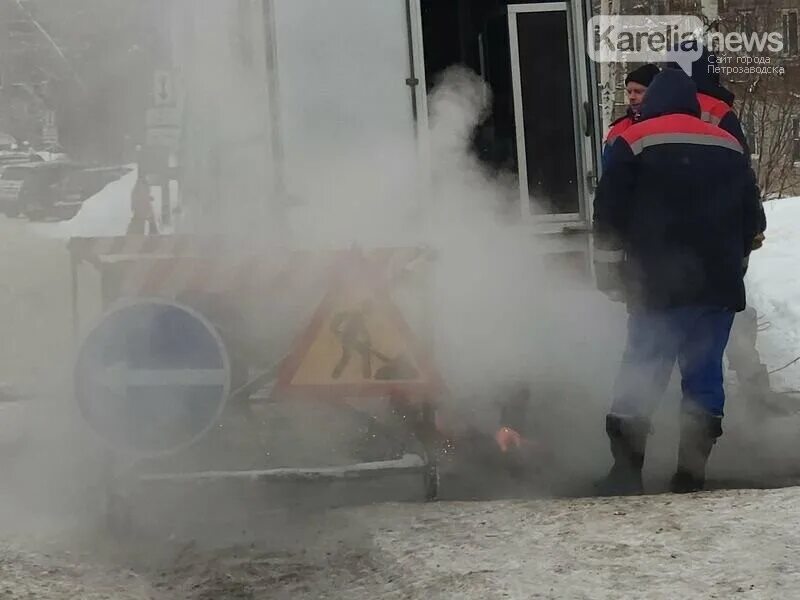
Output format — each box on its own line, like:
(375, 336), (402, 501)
(167, 0), (603, 249)
(69, 1), (609, 527)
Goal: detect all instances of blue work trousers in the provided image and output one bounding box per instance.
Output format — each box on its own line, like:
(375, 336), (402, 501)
(611, 306), (735, 419)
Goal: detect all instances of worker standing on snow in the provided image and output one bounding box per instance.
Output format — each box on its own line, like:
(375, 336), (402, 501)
(593, 70), (764, 495)
(668, 50), (776, 417)
(602, 64), (660, 169)
(127, 175), (159, 235)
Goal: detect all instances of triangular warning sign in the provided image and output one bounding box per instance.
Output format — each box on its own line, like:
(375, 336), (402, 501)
(275, 250), (442, 400)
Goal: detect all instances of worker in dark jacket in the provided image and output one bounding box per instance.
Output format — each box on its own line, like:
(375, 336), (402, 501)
(671, 49), (765, 238)
(602, 64), (660, 169)
(680, 49), (750, 151)
(593, 70), (764, 495)
(671, 50), (779, 417)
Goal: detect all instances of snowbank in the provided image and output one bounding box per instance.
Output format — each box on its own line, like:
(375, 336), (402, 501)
(33, 167), (138, 240)
(33, 167), (174, 240)
(747, 196), (800, 392)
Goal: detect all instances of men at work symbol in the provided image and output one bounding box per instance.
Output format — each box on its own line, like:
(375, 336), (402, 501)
(330, 300), (419, 381)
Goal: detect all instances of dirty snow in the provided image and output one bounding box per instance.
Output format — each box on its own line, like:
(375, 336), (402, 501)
(2, 487), (800, 598)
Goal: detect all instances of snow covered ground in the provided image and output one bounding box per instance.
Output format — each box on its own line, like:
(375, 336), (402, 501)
(2, 487), (800, 598)
(747, 197), (800, 394)
(32, 166), (175, 240)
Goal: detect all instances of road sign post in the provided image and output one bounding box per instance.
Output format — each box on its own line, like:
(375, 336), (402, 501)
(146, 70), (181, 226)
(153, 69), (176, 107)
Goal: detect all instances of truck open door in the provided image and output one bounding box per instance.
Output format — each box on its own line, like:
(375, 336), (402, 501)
(508, 2), (599, 228)
(418, 0), (602, 273)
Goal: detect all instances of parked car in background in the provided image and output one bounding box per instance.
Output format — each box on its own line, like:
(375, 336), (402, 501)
(0, 162), (131, 221)
(54, 166), (132, 219)
(0, 164), (36, 216)
(0, 161), (80, 218)
(36, 144), (69, 163)
(0, 152), (43, 174)
(0, 133), (17, 151)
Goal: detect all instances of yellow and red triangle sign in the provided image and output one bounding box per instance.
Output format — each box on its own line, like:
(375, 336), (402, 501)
(275, 249), (443, 400)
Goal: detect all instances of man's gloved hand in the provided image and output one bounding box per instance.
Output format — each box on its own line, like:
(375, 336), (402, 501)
(594, 255), (625, 303)
(752, 231), (765, 251)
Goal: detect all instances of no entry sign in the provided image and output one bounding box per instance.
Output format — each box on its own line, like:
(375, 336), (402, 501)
(75, 301), (230, 457)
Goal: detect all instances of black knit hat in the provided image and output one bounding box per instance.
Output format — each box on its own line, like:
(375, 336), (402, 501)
(625, 64), (660, 87)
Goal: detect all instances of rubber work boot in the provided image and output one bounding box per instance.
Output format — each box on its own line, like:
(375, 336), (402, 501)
(670, 408), (723, 494)
(596, 414), (650, 496)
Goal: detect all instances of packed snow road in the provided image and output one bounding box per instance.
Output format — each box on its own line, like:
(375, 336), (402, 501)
(2, 487), (800, 599)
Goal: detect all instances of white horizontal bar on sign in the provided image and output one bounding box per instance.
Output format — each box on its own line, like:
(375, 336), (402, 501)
(95, 366), (228, 388)
(97, 254), (186, 264)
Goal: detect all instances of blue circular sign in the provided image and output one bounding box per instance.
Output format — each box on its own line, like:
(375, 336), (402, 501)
(75, 300), (231, 457)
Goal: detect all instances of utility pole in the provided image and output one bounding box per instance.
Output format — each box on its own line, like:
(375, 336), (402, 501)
(261, 0), (289, 241)
(155, 0), (174, 228)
